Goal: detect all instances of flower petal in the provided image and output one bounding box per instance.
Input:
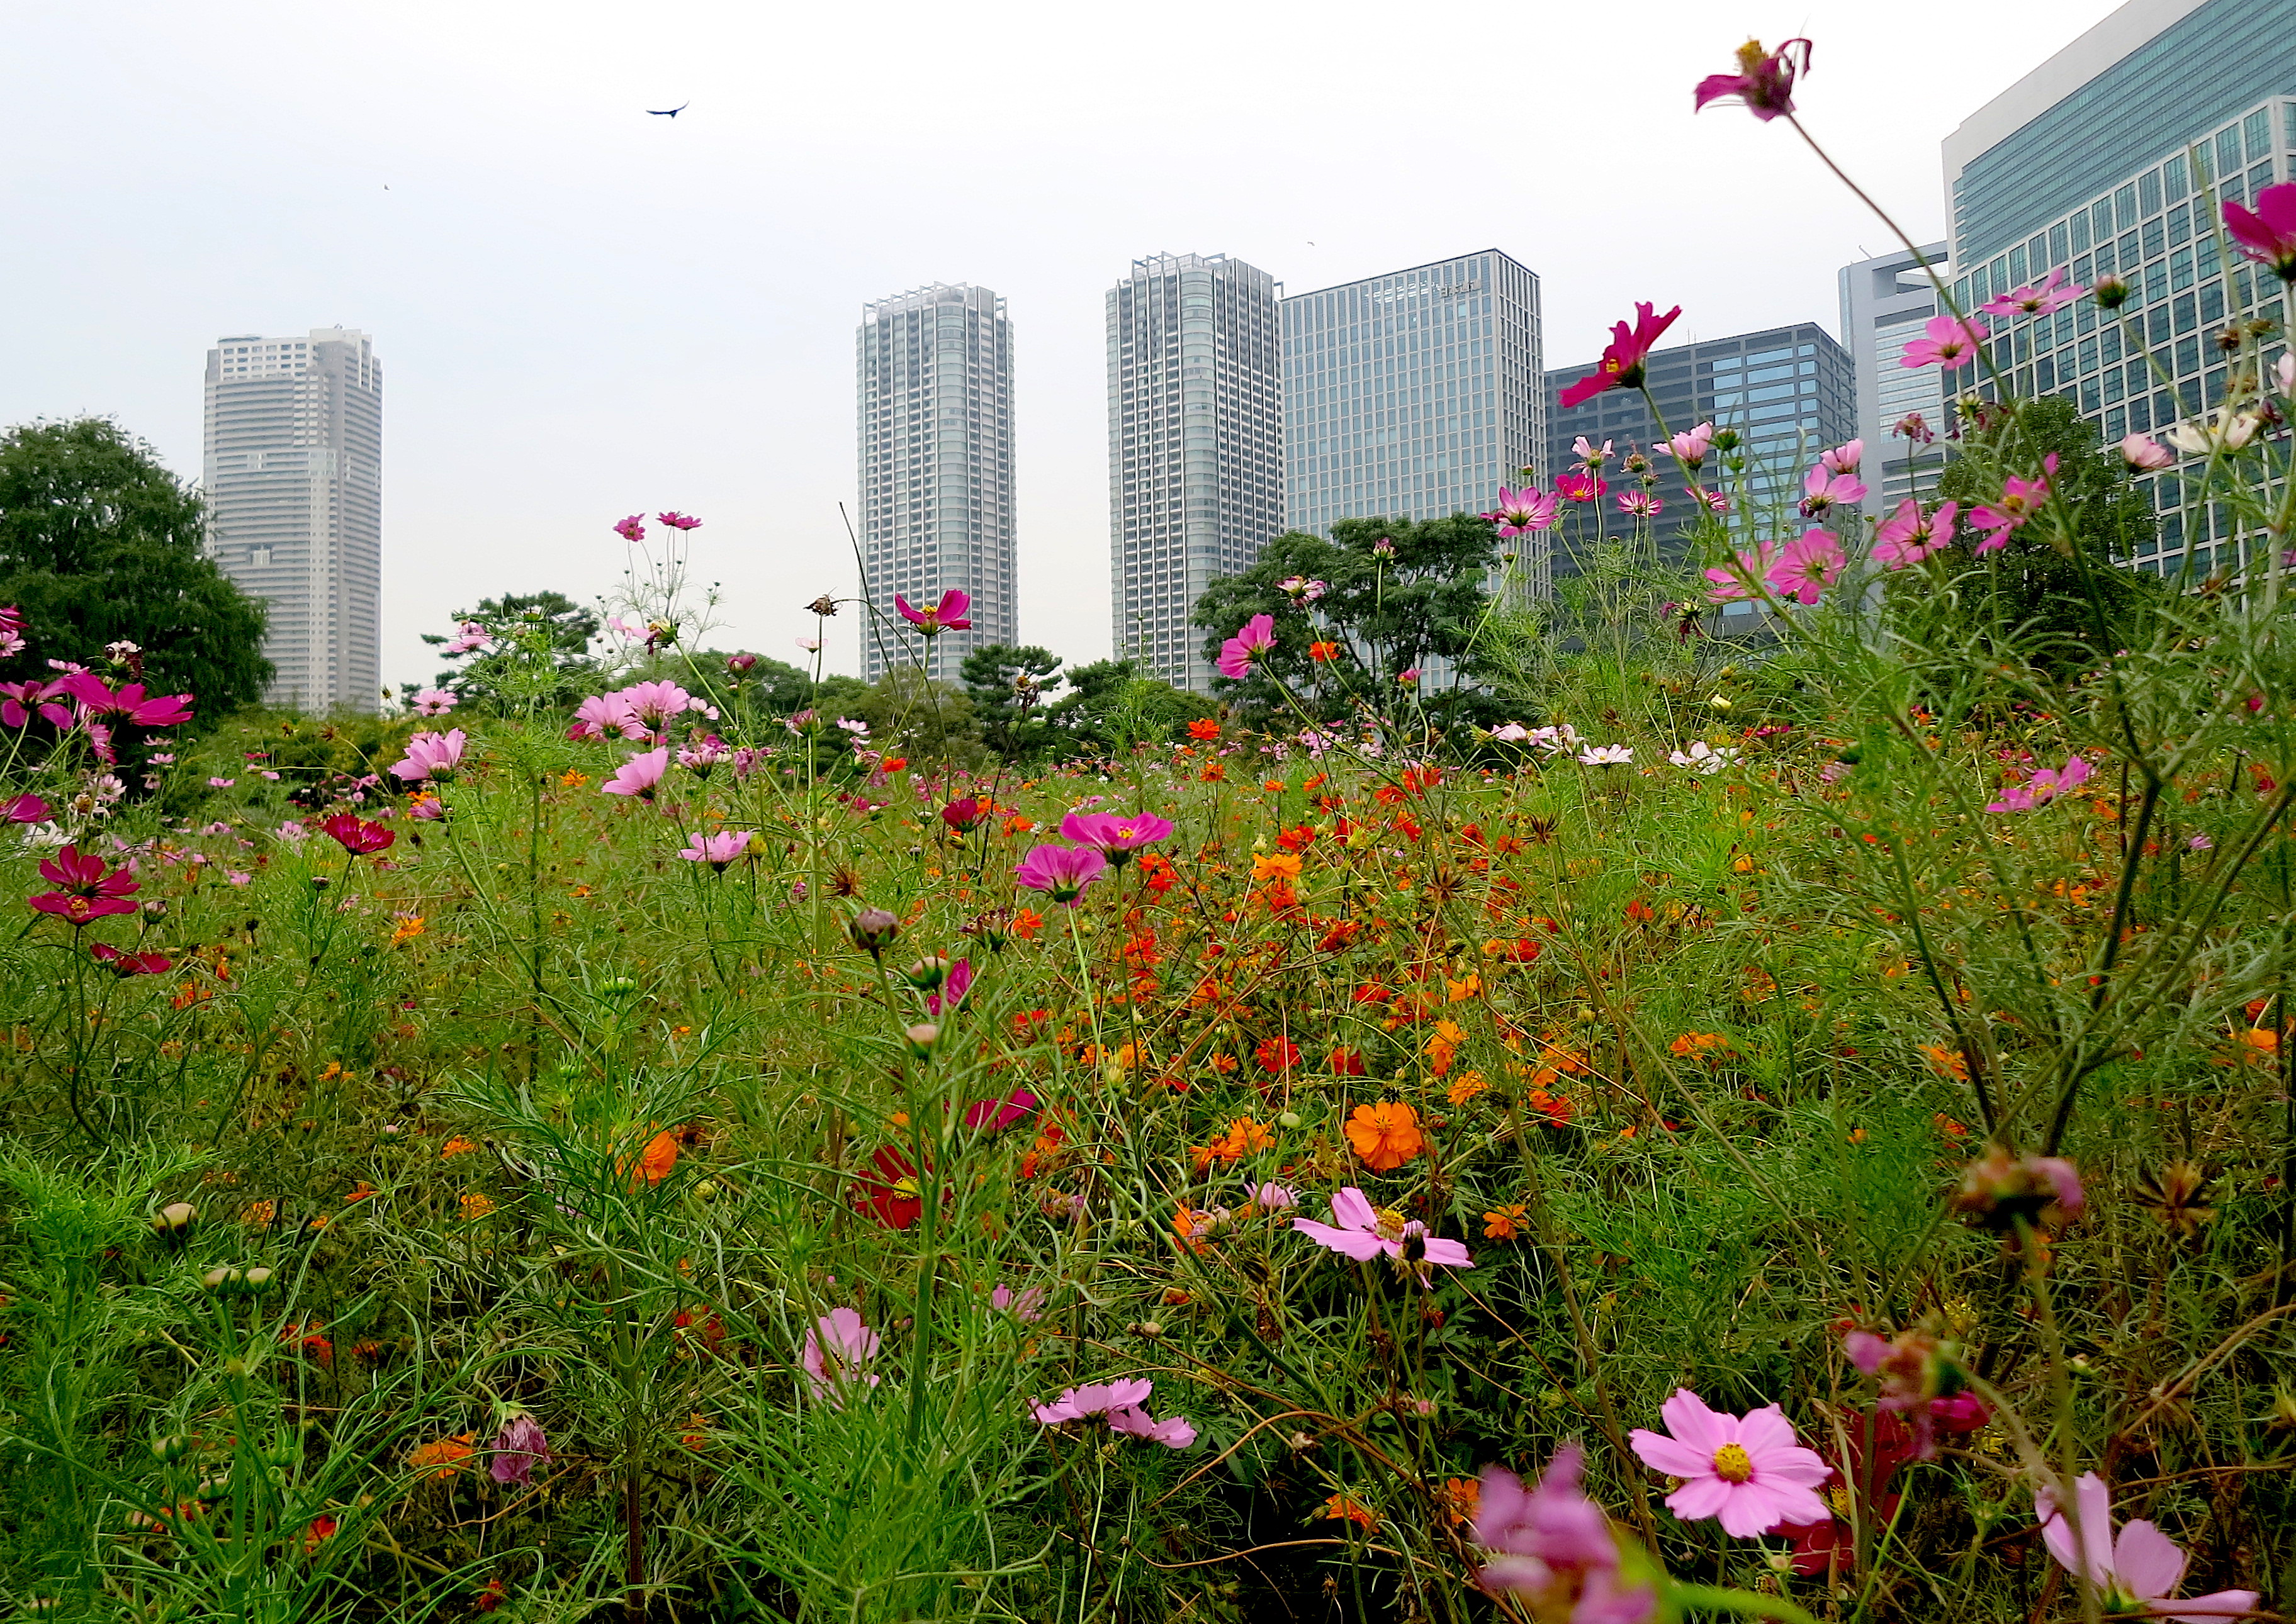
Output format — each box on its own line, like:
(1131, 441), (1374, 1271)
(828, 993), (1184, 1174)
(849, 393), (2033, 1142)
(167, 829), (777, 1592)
(2111, 1520), (2188, 1603)
(1658, 1389), (1727, 1454)
(1629, 1430), (1712, 1479)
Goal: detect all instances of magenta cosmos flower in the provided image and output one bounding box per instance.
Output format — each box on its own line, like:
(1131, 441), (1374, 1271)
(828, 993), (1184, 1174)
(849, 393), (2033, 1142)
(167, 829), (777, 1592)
(1629, 1389), (1830, 1538)
(680, 829), (753, 870)
(2036, 1474), (2257, 1621)
(1692, 37), (1811, 122)
(1618, 491), (1663, 519)
(1475, 1444), (1655, 1624)
(612, 514), (647, 543)
(390, 727), (466, 783)
(1799, 464), (1866, 517)
(1872, 500), (1958, 569)
(1981, 266), (2085, 318)
(408, 686), (458, 717)
(443, 621), (490, 656)
(656, 510), (702, 530)
(1293, 1187), (1473, 1279)
(1969, 455), (2055, 553)
(1484, 485), (1560, 535)
(1556, 470), (1607, 503)
(1032, 1377), (1196, 1448)
(1216, 613), (1276, 680)
(59, 673), (194, 728)
(1014, 842), (1106, 905)
(1703, 542), (1779, 604)
(29, 844), (140, 925)
(1560, 303), (1682, 408)
(1986, 753), (2093, 813)
(1766, 530), (1845, 606)
(2224, 182), (2296, 281)
(1058, 809), (1173, 865)
(7, 792), (50, 824)
(489, 1413), (553, 1487)
(320, 812), (395, 856)
(1901, 313), (1989, 371)
(897, 589), (972, 634)
(600, 748), (671, 801)
(801, 1307), (881, 1408)
(90, 941), (172, 977)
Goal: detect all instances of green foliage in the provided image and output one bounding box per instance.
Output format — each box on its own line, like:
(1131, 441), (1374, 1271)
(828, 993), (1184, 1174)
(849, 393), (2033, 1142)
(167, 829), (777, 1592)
(1191, 513), (1498, 722)
(1928, 395), (2164, 667)
(959, 644), (1064, 760)
(1042, 657), (1215, 755)
(853, 666), (982, 765)
(420, 590), (600, 710)
(0, 418), (272, 719)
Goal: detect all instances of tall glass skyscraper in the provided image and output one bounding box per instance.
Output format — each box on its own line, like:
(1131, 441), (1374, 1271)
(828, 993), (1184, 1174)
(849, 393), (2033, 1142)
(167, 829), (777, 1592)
(857, 283), (1016, 683)
(1838, 243), (1954, 522)
(1280, 250), (1545, 593)
(1106, 253), (1282, 691)
(1942, 0), (2295, 576)
(203, 328), (382, 713)
(1543, 323), (1857, 579)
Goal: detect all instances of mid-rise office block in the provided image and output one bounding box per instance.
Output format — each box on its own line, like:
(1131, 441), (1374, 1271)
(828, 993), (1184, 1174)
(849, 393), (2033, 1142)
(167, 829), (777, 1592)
(857, 283), (1016, 683)
(1838, 243), (1954, 520)
(203, 328), (382, 713)
(1942, 0), (2295, 576)
(1107, 253), (1283, 691)
(1281, 250), (1545, 595)
(1543, 324), (1857, 578)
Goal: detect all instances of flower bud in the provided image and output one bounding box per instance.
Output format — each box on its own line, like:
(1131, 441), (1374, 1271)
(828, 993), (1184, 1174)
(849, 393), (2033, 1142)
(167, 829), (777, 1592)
(599, 976), (641, 1001)
(2094, 274), (2130, 310)
(201, 1265), (242, 1293)
(153, 1201), (197, 1238)
(241, 1265), (276, 1292)
(904, 1022), (941, 1057)
(151, 1433), (191, 1463)
(903, 956), (951, 991)
(849, 908), (900, 955)
(1277, 1110), (1304, 1130)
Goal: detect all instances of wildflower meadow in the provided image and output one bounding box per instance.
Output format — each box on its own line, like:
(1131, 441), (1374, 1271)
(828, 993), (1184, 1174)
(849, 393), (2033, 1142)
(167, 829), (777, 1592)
(6, 38), (2296, 1624)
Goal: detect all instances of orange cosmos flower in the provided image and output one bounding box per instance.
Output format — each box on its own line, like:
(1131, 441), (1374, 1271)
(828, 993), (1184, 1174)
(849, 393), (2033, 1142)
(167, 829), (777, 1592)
(1308, 641), (1342, 663)
(1187, 718), (1221, 741)
(1344, 1102), (1424, 1172)
(407, 1433), (475, 1479)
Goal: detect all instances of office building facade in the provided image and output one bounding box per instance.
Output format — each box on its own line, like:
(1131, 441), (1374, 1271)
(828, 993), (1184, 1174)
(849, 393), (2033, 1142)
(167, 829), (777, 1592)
(1838, 242), (1954, 520)
(203, 328), (383, 713)
(1107, 253), (1282, 691)
(1280, 250), (1546, 595)
(1942, 0), (2295, 576)
(856, 283), (1016, 683)
(1543, 324), (1857, 580)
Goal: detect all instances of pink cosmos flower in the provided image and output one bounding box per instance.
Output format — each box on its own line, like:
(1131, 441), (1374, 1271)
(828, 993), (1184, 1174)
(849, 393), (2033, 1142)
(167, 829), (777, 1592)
(410, 794), (446, 822)
(680, 829), (753, 870)
(1893, 412), (1936, 445)
(2035, 1474), (2258, 1621)
(1108, 1406), (1198, 1448)
(568, 692), (643, 742)
(28, 844), (140, 925)
(489, 1414), (553, 1486)
(927, 958), (974, 1018)
(1693, 37), (1811, 122)
(1014, 843), (1106, 905)
(1872, 499), (1958, 569)
(960, 1084), (1036, 1130)
(1701, 490), (1731, 514)
(1059, 810), (1174, 863)
(1981, 266), (2085, 318)
(408, 687), (458, 717)
(320, 813), (395, 856)
(1216, 613), (1276, 680)
(1798, 465), (1867, 517)
(1986, 753), (2093, 813)
(1901, 313), (1989, 371)
(59, 673), (194, 728)
(1292, 1187), (1473, 1280)
(1766, 530), (1846, 606)
(2224, 182), (2296, 281)
(1703, 542), (1779, 604)
(1572, 436), (1614, 467)
(1560, 303), (1682, 408)
(1969, 455), (2056, 552)
(1617, 491), (1663, 518)
(616, 680), (707, 734)
(600, 748), (672, 801)
(1032, 1377), (1196, 1448)
(390, 728), (466, 783)
(0, 678), (71, 731)
(6, 792), (50, 824)
(612, 515), (646, 544)
(991, 1280), (1047, 1319)
(1555, 471), (1607, 504)
(656, 510), (702, 530)
(801, 1307), (882, 1407)
(2120, 432), (2175, 470)
(1491, 723), (1531, 742)
(1485, 486), (1560, 535)
(1475, 1444), (1655, 1623)
(444, 621), (492, 656)
(1663, 423), (1715, 467)
(677, 737), (730, 775)
(1628, 1389), (1830, 1538)
(1820, 439), (1864, 476)
(896, 589), (972, 634)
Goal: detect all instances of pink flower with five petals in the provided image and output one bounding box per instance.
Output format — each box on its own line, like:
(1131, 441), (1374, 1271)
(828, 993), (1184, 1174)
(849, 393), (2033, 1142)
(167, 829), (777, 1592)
(1629, 1389), (1830, 1538)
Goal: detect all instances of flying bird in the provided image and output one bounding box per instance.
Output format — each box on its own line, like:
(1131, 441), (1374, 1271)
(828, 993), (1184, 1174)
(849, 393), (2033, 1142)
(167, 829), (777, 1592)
(647, 102), (689, 118)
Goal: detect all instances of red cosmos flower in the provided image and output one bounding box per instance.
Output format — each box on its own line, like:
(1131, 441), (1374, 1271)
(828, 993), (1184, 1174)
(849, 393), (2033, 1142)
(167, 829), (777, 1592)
(29, 844), (139, 925)
(1254, 1035), (1302, 1074)
(1329, 1048), (1367, 1077)
(2224, 182), (2296, 281)
(91, 941), (173, 977)
(940, 796), (988, 832)
(1775, 1410), (1917, 1577)
(301, 1514), (339, 1554)
(320, 812), (395, 856)
(1694, 37), (1812, 122)
(1559, 303), (1683, 408)
(853, 1145), (923, 1230)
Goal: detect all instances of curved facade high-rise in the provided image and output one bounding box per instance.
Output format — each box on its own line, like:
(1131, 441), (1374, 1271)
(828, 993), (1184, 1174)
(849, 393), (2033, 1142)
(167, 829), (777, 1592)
(856, 283), (1016, 683)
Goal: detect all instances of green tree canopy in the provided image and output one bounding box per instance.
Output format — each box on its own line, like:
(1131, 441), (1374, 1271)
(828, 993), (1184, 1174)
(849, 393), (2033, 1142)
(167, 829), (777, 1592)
(0, 417), (271, 717)
(1043, 658), (1217, 756)
(1928, 395), (2163, 668)
(959, 643), (1064, 759)
(1191, 513), (1500, 724)
(420, 590), (600, 708)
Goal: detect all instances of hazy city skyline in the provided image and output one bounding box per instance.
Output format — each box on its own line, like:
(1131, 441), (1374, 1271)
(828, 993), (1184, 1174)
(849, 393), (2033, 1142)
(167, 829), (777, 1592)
(1, 0), (2124, 693)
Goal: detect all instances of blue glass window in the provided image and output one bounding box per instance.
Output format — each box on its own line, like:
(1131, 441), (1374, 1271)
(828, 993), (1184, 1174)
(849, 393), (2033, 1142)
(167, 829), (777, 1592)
(2139, 169), (2164, 215)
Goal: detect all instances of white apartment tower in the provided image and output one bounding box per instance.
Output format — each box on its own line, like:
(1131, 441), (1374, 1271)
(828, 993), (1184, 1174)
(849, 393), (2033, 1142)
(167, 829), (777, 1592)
(1107, 253), (1283, 691)
(202, 328), (383, 712)
(857, 283), (1016, 683)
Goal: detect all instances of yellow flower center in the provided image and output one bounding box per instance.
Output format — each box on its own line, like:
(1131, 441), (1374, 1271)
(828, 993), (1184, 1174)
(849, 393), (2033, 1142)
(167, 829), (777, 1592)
(1712, 1443), (1754, 1484)
(1374, 1207), (1409, 1241)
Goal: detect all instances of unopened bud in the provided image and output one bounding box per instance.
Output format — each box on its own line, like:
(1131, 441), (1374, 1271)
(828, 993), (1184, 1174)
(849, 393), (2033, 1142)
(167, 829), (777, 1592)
(850, 908), (900, 954)
(150, 1433), (191, 1463)
(241, 1265), (276, 1292)
(1277, 1110), (1303, 1130)
(903, 956), (951, 991)
(599, 976), (641, 1001)
(153, 1201), (197, 1238)
(904, 1022), (940, 1056)
(2094, 275), (2130, 310)
(201, 1265), (242, 1293)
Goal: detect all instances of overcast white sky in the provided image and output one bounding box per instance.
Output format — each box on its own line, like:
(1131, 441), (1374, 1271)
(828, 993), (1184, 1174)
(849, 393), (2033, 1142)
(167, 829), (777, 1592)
(1, 0), (2119, 692)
